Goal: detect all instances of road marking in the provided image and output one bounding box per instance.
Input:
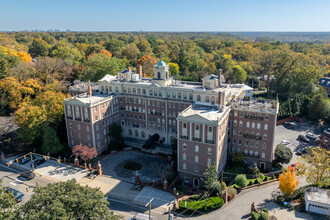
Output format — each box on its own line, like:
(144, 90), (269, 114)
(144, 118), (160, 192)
(10, 182), (17, 186)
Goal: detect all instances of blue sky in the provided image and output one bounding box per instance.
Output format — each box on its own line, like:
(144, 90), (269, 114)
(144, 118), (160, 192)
(0, 0), (329, 31)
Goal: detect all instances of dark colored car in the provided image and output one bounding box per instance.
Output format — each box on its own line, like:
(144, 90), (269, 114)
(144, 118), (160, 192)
(298, 135), (309, 143)
(31, 159), (46, 168)
(296, 149), (306, 155)
(6, 188), (24, 202)
(19, 171), (35, 180)
(284, 122), (295, 129)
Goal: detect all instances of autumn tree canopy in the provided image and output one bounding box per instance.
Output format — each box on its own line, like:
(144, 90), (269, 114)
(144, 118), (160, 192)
(72, 144), (98, 162)
(136, 55), (157, 78)
(279, 167), (300, 196)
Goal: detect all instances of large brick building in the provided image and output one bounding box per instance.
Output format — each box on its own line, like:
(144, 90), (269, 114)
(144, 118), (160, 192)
(63, 61), (278, 187)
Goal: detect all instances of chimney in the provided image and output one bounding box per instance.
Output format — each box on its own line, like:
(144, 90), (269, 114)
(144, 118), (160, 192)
(88, 85), (92, 96)
(127, 67), (132, 72)
(218, 69), (222, 87)
(218, 91), (223, 105)
(136, 64), (143, 78)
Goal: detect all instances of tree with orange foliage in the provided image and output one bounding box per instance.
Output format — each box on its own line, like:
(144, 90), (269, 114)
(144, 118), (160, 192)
(136, 55), (157, 78)
(98, 49), (112, 57)
(279, 166), (300, 196)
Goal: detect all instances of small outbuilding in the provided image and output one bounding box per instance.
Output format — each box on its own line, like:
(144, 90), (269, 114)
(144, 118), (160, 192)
(305, 187), (330, 216)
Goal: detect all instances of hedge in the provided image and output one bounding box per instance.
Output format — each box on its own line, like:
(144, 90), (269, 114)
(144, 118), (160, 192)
(178, 197), (224, 214)
(251, 211), (261, 220)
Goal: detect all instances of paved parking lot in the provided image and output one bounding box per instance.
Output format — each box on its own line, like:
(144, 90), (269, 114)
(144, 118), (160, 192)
(134, 186), (175, 208)
(274, 122), (323, 164)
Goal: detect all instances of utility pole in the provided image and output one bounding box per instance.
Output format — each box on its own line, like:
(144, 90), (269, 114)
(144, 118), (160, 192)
(145, 198), (153, 220)
(30, 152), (34, 172)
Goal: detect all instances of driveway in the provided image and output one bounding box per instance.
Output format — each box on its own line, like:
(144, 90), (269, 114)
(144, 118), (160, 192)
(100, 151), (171, 184)
(196, 179), (326, 220)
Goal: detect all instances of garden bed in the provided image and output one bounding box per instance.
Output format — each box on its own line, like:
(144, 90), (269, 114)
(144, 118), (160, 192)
(123, 161), (142, 171)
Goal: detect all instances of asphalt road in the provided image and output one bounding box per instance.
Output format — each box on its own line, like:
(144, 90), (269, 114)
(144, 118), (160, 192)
(0, 163), (54, 203)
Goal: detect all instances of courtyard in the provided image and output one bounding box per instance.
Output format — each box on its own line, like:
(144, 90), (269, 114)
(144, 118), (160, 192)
(100, 150), (171, 184)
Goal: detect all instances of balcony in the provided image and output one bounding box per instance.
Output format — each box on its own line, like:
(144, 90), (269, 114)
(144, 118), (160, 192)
(181, 136), (188, 140)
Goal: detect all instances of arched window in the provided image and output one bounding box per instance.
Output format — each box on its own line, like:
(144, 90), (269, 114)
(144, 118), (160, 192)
(195, 155), (199, 163)
(263, 134), (267, 140)
(252, 122), (255, 128)
(195, 145), (199, 152)
(234, 120), (237, 126)
(254, 151), (259, 158)
(257, 123), (261, 129)
(264, 124), (268, 130)
(250, 141), (254, 147)
(182, 143), (187, 150)
(208, 147), (212, 155)
(183, 163), (186, 170)
(141, 131), (145, 138)
(197, 95), (201, 101)
(205, 96), (210, 102)
(249, 150), (253, 157)
(211, 96), (215, 104)
(183, 153), (186, 160)
(261, 152), (265, 159)
(239, 130), (242, 136)
(239, 121), (243, 127)
(207, 158), (211, 166)
(244, 149), (248, 155)
(133, 88), (136, 94)
(246, 122), (250, 128)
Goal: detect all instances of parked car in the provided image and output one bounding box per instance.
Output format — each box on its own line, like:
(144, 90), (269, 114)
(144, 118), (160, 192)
(298, 135), (309, 143)
(296, 143), (308, 150)
(323, 128), (330, 136)
(19, 171), (35, 180)
(306, 132), (317, 140)
(296, 149), (306, 155)
(31, 159), (46, 168)
(6, 188), (24, 202)
(281, 140), (290, 145)
(284, 122), (295, 129)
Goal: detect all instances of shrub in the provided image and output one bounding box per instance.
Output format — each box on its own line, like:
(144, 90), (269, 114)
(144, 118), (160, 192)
(220, 181), (227, 191)
(254, 179), (260, 184)
(263, 208), (269, 213)
(178, 197), (224, 214)
(277, 195), (285, 204)
(251, 211), (261, 220)
(260, 173), (265, 181)
(272, 174), (276, 180)
(234, 174), (249, 188)
(227, 187), (237, 201)
(189, 193), (202, 201)
(260, 211), (269, 220)
(248, 180), (253, 186)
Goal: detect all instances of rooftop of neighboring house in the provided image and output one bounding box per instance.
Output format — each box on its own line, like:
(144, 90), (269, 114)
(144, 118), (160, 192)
(178, 102), (230, 123)
(63, 93), (114, 106)
(231, 98), (278, 114)
(319, 77), (330, 88)
(69, 80), (98, 92)
(305, 187), (330, 205)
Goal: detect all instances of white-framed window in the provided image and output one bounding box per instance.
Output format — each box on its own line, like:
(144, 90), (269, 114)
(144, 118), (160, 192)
(246, 122), (250, 128)
(195, 165), (199, 173)
(255, 142), (259, 148)
(250, 141), (254, 147)
(195, 124), (199, 130)
(265, 115), (269, 121)
(234, 120), (237, 126)
(255, 151), (259, 158)
(208, 126), (212, 132)
(257, 123), (261, 129)
(239, 130), (242, 136)
(184, 176), (189, 183)
(87, 134), (90, 141)
(195, 145), (199, 152)
(183, 163), (186, 170)
(263, 134), (267, 140)
(252, 122), (255, 128)
(239, 121), (243, 127)
(245, 141), (249, 146)
(261, 152), (265, 159)
(262, 143), (266, 149)
(234, 111), (237, 117)
(264, 124), (268, 130)
(183, 123), (187, 129)
(183, 153), (186, 160)
(195, 155), (199, 163)
(233, 129), (236, 136)
(208, 147), (212, 155)
(182, 143), (187, 150)
(207, 158), (211, 166)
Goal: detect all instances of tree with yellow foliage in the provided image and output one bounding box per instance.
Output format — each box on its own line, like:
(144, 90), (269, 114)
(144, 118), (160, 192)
(279, 167), (300, 196)
(136, 55), (157, 78)
(297, 148), (330, 187)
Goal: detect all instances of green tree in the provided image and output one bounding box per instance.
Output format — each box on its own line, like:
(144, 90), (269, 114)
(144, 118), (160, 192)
(17, 179), (122, 220)
(0, 179), (16, 219)
(28, 38), (50, 57)
(108, 123), (125, 151)
(86, 53), (126, 81)
(203, 163), (221, 195)
(122, 43), (140, 62)
(234, 174), (248, 188)
(307, 93), (330, 122)
(229, 65), (247, 83)
(274, 144), (293, 166)
(41, 126), (63, 155)
(50, 41), (83, 64)
(168, 62), (179, 76)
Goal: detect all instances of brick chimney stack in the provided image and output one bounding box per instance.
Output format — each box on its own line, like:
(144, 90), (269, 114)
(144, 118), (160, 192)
(88, 85), (92, 96)
(218, 69), (223, 87)
(136, 64), (143, 78)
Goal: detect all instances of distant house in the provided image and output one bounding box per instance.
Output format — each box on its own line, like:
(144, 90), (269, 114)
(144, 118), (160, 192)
(304, 187), (330, 216)
(319, 77), (330, 98)
(243, 85), (253, 98)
